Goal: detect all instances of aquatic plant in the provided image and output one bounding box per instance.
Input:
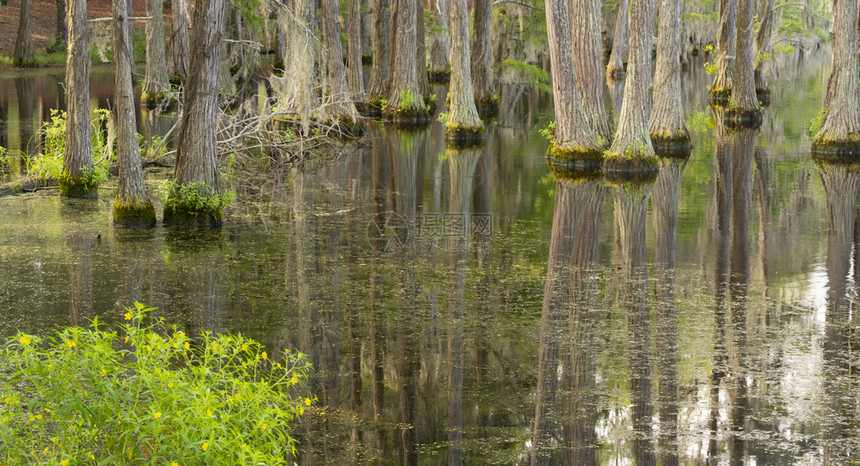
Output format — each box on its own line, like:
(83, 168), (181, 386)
(0, 303), (311, 464)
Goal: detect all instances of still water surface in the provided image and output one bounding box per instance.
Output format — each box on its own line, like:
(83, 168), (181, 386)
(0, 52), (857, 464)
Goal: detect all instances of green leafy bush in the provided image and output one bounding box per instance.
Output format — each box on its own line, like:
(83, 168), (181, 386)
(27, 109), (111, 186)
(0, 303), (312, 465)
(158, 180), (236, 216)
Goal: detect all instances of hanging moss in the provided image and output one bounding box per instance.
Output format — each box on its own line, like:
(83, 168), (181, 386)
(113, 200), (157, 228)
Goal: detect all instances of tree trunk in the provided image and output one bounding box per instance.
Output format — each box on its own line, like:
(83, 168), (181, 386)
(415, 0), (431, 100)
(545, 0), (602, 164)
(728, 0), (761, 125)
(168, 0), (191, 80)
(274, 21), (286, 70)
(445, 0), (483, 143)
(605, 0), (657, 171)
(142, 0), (170, 103)
(471, 0), (496, 116)
(571, 0), (611, 142)
(164, 0), (227, 227)
(753, 0), (774, 98)
(606, 0), (627, 79)
(709, 0), (735, 100)
(14, 0), (35, 66)
(428, 0), (450, 81)
(322, 0), (360, 123)
(366, 0), (390, 107)
(54, 0), (67, 47)
(347, 0), (365, 104)
(384, 0), (428, 123)
(61, 0), (96, 198)
(813, 0), (860, 149)
(278, 0), (318, 133)
(648, 0), (689, 150)
(361, 0), (372, 58)
(114, 0), (156, 226)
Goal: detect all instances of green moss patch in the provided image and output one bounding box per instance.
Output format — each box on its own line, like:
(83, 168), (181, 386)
(546, 140), (604, 171)
(445, 124), (485, 148)
(58, 175), (99, 199)
(725, 107), (763, 129)
(651, 131), (692, 157)
(603, 150), (659, 174)
(428, 70), (451, 84)
(113, 200), (157, 228)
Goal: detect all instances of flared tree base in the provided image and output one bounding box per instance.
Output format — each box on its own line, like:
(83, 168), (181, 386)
(476, 95), (500, 121)
(383, 106), (431, 129)
(113, 201), (157, 228)
(163, 203), (223, 229)
(604, 169), (658, 185)
(547, 158), (602, 181)
(603, 150), (659, 174)
(725, 107), (763, 128)
(428, 69), (451, 84)
(707, 88), (731, 106)
(811, 137), (860, 162)
(445, 124), (484, 148)
(756, 88), (771, 107)
(546, 141), (604, 171)
(650, 132), (692, 156)
(361, 54), (373, 65)
(14, 58), (38, 68)
(140, 92), (177, 111)
(606, 66), (626, 81)
(59, 178), (98, 199)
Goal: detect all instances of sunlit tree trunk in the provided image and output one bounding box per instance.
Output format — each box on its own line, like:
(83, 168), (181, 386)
(813, 0), (860, 151)
(347, 0), (365, 105)
(164, 0), (227, 227)
(471, 0), (496, 117)
(383, 0), (428, 123)
(606, 0), (627, 79)
(168, 0), (190, 80)
(322, 0), (360, 123)
(445, 0), (483, 144)
(545, 0), (602, 164)
(14, 0), (35, 66)
(366, 0), (390, 108)
(727, 0), (761, 125)
(62, 0), (96, 198)
(648, 0), (689, 151)
(604, 0), (657, 171)
(278, 0), (317, 133)
(709, 0), (735, 101)
(142, 0), (170, 104)
(428, 0), (450, 82)
(415, 0), (431, 101)
(571, 0), (611, 142)
(753, 0), (774, 100)
(114, 0), (156, 226)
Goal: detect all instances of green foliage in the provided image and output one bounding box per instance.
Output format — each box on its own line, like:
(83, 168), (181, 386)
(0, 303), (312, 464)
(500, 59), (552, 94)
(139, 134), (167, 162)
(539, 121), (555, 141)
(158, 180), (236, 216)
(28, 109), (113, 185)
(703, 59), (718, 75)
(808, 108), (825, 137)
(686, 109), (715, 133)
(437, 112), (449, 124)
(398, 89), (417, 110)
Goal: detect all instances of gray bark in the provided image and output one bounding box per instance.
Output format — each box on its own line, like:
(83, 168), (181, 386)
(384, 0), (427, 116)
(545, 0), (601, 155)
(168, 0), (191, 79)
(323, 0), (360, 121)
(416, 0), (430, 97)
(366, 0), (390, 103)
(347, 0), (365, 102)
(648, 0), (688, 143)
(14, 0), (35, 66)
(168, 0), (227, 224)
(114, 0), (154, 222)
(280, 0), (318, 131)
(471, 0), (494, 106)
(571, 0), (611, 141)
(143, 0), (170, 99)
(62, 0), (95, 197)
(606, 0), (656, 163)
(446, 0), (482, 129)
(814, 0), (860, 145)
(710, 0), (736, 97)
(606, 0), (627, 77)
(428, 0), (450, 75)
(731, 0), (759, 112)
(55, 0), (67, 46)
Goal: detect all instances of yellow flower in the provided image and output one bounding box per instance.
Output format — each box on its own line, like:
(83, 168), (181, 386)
(124, 312), (132, 320)
(262, 351), (268, 360)
(3, 397), (11, 404)
(299, 407), (304, 415)
(19, 335), (31, 346)
(61, 461), (69, 466)
(171, 463), (179, 466)
(261, 422), (268, 430)
(153, 411), (162, 419)
(177, 331), (184, 336)
(65, 340), (77, 349)
(102, 368), (107, 377)
(241, 344), (248, 351)
(36, 414), (42, 420)
(184, 342), (190, 350)
(167, 382), (175, 389)
(304, 398), (312, 406)
(201, 442), (209, 451)
(146, 345), (152, 351)
(290, 376), (298, 385)
(206, 408), (213, 417)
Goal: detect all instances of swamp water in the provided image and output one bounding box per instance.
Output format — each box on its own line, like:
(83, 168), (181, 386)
(0, 53), (857, 464)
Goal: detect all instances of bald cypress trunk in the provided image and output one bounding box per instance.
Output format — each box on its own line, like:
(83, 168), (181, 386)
(114, 0), (156, 226)
(366, 0), (390, 109)
(753, 0), (774, 101)
(709, 0), (735, 101)
(14, 0), (35, 67)
(142, 0), (170, 104)
(61, 0), (97, 198)
(54, 0), (67, 48)
(415, 0), (431, 102)
(322, 0), (360, 123)
(606, 0), (627, 79)
(604, 0), (657, 172)
(648, 0), (689, 151)
(168, 0), (190, 80)
(727, 0), (761, 126)
(445, 0), (483, 145)
(383, 0), (428, 124)
(545, 0), (602, 165)
(164, 0), (227, 227)
(280, 0), (318, 132)
(813, 0), (860, 152)
(471, 0), (496, 117)
(571, 0), (611, 142)
(428, 0), (450, 82)
(347, 0), (365, 105)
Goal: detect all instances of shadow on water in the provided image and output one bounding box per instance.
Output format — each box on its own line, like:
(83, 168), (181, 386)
(0, 51), (857, 464)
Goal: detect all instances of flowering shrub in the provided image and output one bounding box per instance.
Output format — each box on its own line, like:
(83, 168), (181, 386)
(0, 303), (312, 465)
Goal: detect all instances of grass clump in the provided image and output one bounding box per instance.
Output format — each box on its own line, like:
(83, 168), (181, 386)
(28, 109), (112, 186)
(0, 302), (312, 464)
